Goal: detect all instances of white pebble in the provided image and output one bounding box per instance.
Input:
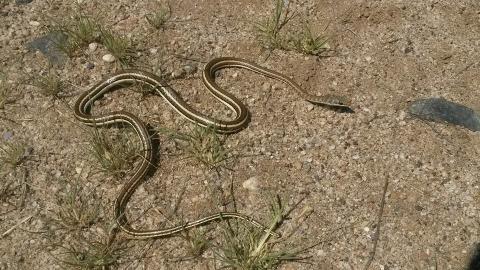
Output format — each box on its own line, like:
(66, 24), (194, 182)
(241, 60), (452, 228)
(102, 54), (116, 63)
(29, 21), (40, 27)
(242, 176), (259, 191)
(88, 42), (98, 52)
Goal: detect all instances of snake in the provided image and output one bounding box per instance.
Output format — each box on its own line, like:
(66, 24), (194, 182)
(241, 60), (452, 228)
(74, 57), (352, 239)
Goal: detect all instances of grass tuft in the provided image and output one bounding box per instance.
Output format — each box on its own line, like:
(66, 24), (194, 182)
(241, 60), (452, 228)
(0, 141), (30, 171)
(29, 70), (64, 98)
(0, 140), (30, 208)
(254, 0), (295, 51)
(49, 13), (136, 65)
(182, 229), (210, 258)
(99, 28), (136, 66)
(214, 196), (302, 269)
(88, 126), (141, 179)
(292, 23), (330, 56)
(159, 124), (230, 170)
(0, 73), (13, 109)
(146, 2), (171, 30)
(49, 14), (101, 56)
(49, 224), (131, 269)
(255, 0), (330, 56)
(52, 179), (102, 231)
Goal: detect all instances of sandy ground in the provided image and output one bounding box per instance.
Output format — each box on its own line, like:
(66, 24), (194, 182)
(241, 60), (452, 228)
(0, 0), (479, 269)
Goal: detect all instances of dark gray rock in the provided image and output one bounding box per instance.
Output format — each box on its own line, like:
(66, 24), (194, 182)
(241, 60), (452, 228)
(467, 243), (480, 270)
(15, 0), (33, 4)
(408, 97), (480, 131)
(26, 32), (68, 65)
(85, 62), (95, 70)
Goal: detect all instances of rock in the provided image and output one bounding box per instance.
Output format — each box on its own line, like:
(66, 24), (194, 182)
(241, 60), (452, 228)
(102, 54), (116, 63)
(85, 62), (95, 70)
(171, 69), (186, 79)
(306, 103), (314, 111)
(183, 64), (197, 75)
(242, 176), (259, 191)
(26, 31), (68, 65)
(408, 97), (480, 131)
(29, 21), (40, 26)
(3, 131), (13, 140)
(88, 42), (98, 52)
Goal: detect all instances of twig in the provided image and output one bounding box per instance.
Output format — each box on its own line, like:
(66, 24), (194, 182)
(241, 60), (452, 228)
(1, 214), (33, 238)
(363, 177), (389, 270)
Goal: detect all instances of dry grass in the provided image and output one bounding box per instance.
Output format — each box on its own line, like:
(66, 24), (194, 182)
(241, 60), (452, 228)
(48, 225), (132, 269)
(99, 28), (136, 66)
(0, 73), (14, 109)
(49, 14), (101, 57)
(29, 70), (64, 98)
(0, 140), (31, 209)
(159, 124), (231, 170)
(214, 196), (305, 270)
(88, 126), (142, 179)
(49, 12), (136, 65)
(146, 2), (171, 30)
(255, 0), (330, 56)
(52, 179), (102, 231)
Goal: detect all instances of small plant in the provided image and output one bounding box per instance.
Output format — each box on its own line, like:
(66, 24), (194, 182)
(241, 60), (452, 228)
(146, 2), (171, 30)
(255, 0), (330, 56)
(0, 141), (30, 208)
(89, 126), (141, 178)
(254, 0), (296, 51)
(0, 141), (30, 171)
(214, 196), (303, 269)
(0, 73), (13, 109)
(99, 28), (136, 66)
(291, 23), (330, 56)
(182, 229), (210, 258)
(159, 124), (230, 170)
(29, 70), (64, 98)
(49, 223), (131, 269)
(52, 179), (102, 231)
(49, 14), (101, 56)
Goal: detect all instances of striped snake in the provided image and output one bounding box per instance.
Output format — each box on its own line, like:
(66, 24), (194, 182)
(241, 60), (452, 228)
(74, 57), (351, 239)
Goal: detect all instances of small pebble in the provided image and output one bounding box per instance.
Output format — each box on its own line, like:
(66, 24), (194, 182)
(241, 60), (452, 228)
(262, 82), (271, 91)
(149, 48), (158, 54)
(183, 64), (197, 75)
(88, 42), (98, 52)
(242, 176), (259, 191)
(102, 54), (116, 63)
(171, 69), (186, 79)
(29, 21), (40, 27)
(85, 62), (95, 70)
(3, 131), (13, 140)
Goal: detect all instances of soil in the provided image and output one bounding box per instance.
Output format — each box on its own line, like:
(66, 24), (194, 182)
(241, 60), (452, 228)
(0, 0), (479, 269)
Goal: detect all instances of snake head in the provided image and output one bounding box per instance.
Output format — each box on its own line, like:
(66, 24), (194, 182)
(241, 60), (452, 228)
(321, 94), (351, 107)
